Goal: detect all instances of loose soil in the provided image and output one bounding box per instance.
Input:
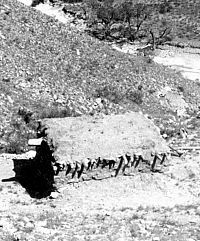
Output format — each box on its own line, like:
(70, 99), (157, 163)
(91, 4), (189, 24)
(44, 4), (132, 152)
(1, 151), (200, 240)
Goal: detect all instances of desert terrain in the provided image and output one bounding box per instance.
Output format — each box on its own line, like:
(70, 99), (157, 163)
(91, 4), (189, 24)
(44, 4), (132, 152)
(1, 0), (200, 240)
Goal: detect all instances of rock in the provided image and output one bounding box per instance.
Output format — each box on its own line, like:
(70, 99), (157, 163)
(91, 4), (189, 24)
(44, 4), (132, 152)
(157, 86), (189, 116)
(36, 220), (47, 227)
(76, 49), (80, 56)
(162, 133), (168, 139)
(110, 23), (124, 31)
(153, 237), (160, 241)
(95, 97), (104, 108)
(0, 31), (6, 39)
(23, 217), (30, 223)
(157, 86), (172, 97)
(25, 222), (35, 229)
(53, 94), (58, 101)
(50, 191), (59, 199)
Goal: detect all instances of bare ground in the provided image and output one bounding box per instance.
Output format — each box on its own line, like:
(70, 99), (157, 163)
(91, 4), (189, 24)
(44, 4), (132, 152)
(1, 149), (200, 241)
(153, 46), (200, 81)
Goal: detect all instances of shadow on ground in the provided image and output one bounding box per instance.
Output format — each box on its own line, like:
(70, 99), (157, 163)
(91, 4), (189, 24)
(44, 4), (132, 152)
(2, 142), (55, 199)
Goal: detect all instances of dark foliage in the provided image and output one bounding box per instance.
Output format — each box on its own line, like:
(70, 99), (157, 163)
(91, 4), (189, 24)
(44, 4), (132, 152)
(83, 0), (173, 46)
(31, 0), (44, 7)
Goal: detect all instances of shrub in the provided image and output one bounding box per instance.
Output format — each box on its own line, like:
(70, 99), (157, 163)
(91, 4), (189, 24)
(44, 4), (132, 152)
(159, 0), (173, 14)
(38, 105), (73, 119)
(31, 0), (44, 7)
(5, 139), (24, 154)
(3, 104), (77, 154)
(4, 119), (37, 154)
(83, 0), (174, 46)
(84, 0), (136, 40)
(94, 85), (124, 104)
(18, 107), (33, 124)
(126, 89), (143, 105)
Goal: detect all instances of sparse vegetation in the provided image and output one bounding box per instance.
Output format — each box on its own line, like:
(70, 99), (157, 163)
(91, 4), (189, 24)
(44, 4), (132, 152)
(1, 1), (200, 241)
(3, 104), (78, 153)
(4, 117), (37, 154)
(1, 0), (200, 153)
(126, 88), (143, 104)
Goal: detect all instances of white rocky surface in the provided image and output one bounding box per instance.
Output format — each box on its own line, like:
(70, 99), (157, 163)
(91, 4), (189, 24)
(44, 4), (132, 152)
(112, 43), (200, 82)
(154, 47), (200, 81)
(17, 0), (86, 30)
(17, 0), (74, 23)
(17, 0), (33, 5)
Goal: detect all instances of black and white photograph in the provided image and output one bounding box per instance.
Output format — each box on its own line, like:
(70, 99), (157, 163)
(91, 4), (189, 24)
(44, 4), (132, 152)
(0, 0), (200, 240)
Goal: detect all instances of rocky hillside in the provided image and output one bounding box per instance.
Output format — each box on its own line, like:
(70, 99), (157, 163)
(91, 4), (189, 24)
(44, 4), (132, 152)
(0, 0), (200, 153)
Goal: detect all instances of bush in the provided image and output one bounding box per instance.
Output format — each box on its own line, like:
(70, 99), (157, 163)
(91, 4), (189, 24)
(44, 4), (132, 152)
(3, 104), (77, 154)
(94, 83), (144, 106)
(84, 0), (135, 40)
(38, 105), (73, 119)
(18, 107), (33, 124)
(94, 85), (124, 104)
(4, 118), (37, 154)
(83, 0), (174, 46)
(31, 0), (44, 7)
(126, 89), (143, 105)
(159, 1), (173, 14)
